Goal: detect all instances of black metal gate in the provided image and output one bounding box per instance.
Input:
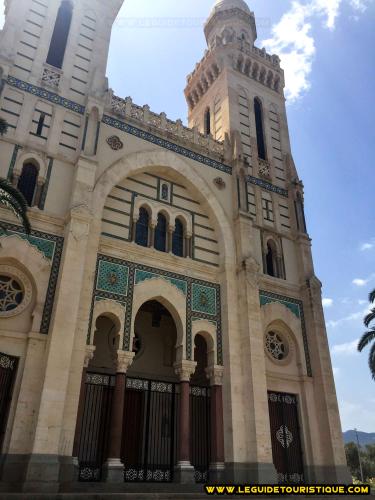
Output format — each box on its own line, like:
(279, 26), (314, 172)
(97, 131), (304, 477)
(78, 372), (114, 482)
(268, 391), (304, 484)
(0, 352), (18, 451)
(190, 385), (211, 483)
(122, 378), (178, 482)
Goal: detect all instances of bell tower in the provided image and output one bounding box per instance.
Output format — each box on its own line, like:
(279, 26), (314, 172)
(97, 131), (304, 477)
(0, 0), (124, 103)
(185, 0), (288, 185)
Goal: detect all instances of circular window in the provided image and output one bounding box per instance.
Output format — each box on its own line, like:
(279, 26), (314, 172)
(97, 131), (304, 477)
(0, 265), (32, 318)
(265, 331), (289, 361)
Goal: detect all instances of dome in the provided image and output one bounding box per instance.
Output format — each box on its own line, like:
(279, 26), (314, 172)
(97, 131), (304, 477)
(210, 0), (251, 16)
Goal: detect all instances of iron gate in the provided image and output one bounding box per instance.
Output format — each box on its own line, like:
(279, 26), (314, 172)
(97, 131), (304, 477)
(190, 385), (211, 483)
(268, 391), (304, 484)
(77, 372), (114, 482)
(122, 378), (179, 482)
(0, 352), (18, 452)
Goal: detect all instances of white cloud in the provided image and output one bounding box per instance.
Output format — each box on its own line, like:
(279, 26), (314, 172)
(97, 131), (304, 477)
(360, 238), (375, 251)
(352, 273), (375, 287)
(332, 366), (340, 378)
(332, 339), (359, 355)
(339, 399), (375, 432)
(327, 311), (363, 328)
(322, 298), (334, 308)
(262, 0), (373, 101)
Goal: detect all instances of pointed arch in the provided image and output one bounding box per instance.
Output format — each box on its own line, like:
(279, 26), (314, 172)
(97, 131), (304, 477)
(46, 0), (73, 69)
(17, 162), (39, 206)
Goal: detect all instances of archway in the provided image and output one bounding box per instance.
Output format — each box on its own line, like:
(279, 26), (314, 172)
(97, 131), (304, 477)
(122, 300), (179, 482)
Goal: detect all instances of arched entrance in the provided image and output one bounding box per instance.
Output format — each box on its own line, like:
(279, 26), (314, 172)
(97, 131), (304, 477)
(122, 300), (179, 482)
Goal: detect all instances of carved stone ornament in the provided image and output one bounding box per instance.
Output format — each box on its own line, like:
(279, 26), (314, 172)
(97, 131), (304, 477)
(0, 265), (33, 318)
(214, 177), (226, 190)
(106, 135), (124, 151)
(84, 345), (96, 368)
(205, 365), (224, 386)
(173, 360), (197, 382)
(116, 350), (135, 374)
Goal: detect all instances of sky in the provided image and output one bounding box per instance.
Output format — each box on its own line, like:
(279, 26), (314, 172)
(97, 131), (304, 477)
(1, 0), (375, 433)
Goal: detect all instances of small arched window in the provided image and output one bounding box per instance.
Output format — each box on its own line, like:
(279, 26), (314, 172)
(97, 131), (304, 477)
(204, 108), (211, 136)
(46, 1), (73, 69)
(254, 97), (267, 160)
(266, 241), (277, 278)
(154, 213), (167, 252)
(135, 207), (150, 247)
(172, 218), (184, 257)
(17, 163), (38, 206)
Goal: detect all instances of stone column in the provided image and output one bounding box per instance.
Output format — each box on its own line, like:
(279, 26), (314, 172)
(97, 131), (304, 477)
(167, 225), (174, 253)
(149, 221), (156, 248)
(104, 351), (135, 482)
(34, 178), (45, 208)
(173, 360), (197, 483)
(72, 346), (96, 458)
(185, 232), (193, 259)
(206, 365), (225, 482)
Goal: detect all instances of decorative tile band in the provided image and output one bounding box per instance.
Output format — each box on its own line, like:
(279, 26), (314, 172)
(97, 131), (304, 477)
(259, 290), (312, 377)
(102, 114), (233, 176)
(0, 222), (64, 334)
(247, 175), (288, 198)
(135, 269), (187, 296)
(7, 76), (85, 115)
(89, 255), (223, 365)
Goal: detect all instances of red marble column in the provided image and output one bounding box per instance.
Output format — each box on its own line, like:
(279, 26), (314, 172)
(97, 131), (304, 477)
(178, 380), (191, 463)
(107, 372), (126, 460)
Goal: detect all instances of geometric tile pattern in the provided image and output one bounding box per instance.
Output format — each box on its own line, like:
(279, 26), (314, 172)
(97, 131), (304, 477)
(90, 255), (223, 365)
(102, 114), (233, 176)
(135, 269), (187, 296)
(0, 222), (64, 334)
(97, 260), (129, 297)
(191, 284), (217, 316)
(246, 175), (289, 198)
(259, 290), (312, 377)
(7, 76), (85, 115)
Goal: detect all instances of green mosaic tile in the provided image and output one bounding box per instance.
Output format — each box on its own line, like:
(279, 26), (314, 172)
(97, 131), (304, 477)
(0, 229), (56, 260)
(192, 284), (217, 316)
(97, 260), (129, 297)
(135, 269), (187, 296)
(260, 294), (300, 318)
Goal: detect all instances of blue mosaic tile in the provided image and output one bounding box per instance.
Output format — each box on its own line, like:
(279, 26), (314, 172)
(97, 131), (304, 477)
(135, 269), (187, 296)
(7, 76), (85, 115)
(102, 114), (232, 176)
(260, 293), (300, 318)
(96, 260), (129, 297)
(191, 284), (217, 316)
(0, 229), (55, 260)
(246, 175), (288, 198)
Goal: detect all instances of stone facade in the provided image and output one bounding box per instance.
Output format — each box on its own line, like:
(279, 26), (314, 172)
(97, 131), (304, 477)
(0, 0), (350, 492)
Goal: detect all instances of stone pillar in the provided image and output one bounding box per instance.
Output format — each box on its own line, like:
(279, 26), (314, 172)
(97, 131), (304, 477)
(149, 221), (156, 248)
(167, 225), (174, 253)
(173, 360), (197, 483)
(104, 351), (135, 482)
(206, 366), (225, 482)
(72, 346), (96, 458)
(34, 178), (45, 208)
(185, 232), (193, 259)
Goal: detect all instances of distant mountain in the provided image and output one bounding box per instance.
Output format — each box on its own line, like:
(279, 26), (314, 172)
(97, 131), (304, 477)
(343, 430), (375, 446)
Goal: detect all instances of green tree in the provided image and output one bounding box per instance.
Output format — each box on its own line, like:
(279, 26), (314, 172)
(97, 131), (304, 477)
(345, 442), (375, 482)
(0, 178), (31, 234)
(358, 289), (375, 380)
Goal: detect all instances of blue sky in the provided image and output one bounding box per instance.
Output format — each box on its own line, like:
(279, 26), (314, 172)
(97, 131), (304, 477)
(1, 0), (374, 432)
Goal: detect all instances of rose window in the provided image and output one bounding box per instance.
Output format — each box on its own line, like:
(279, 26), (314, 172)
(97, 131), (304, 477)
(266, 331), (288, 361)
(0, 275), (24, 313)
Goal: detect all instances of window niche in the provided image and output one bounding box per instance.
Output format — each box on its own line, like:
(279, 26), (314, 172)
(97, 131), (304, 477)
(263, 237), (286, 280)
(46, 0), (73, 70)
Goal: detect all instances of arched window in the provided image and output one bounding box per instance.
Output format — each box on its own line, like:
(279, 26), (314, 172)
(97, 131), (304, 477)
(204, 108), (211, 135)
(172, 218), (184, 257)
(17, 163), (38, 206)
(266, 241), (277, 278)
(154, 213), (167, 252)
(135, 207), (150, 247)
(254, 97), (267, 160)
(46, 1), (73, 69)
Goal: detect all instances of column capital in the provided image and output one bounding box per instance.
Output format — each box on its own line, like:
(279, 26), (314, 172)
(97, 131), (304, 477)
(205, 365), (224, 386)
(174, 360), (197, 382)
(83, 345), (96, 368)
(116, 350), (135, 374)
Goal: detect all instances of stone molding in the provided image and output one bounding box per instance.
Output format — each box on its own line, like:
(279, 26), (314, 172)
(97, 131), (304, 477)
(115, 350), (135, 374)
(83, 345), (96, 368)
(174, 360), (197, 382)
(205, 365), (224, 386)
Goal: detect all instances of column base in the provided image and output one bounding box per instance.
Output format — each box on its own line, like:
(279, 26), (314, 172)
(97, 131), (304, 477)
(103, 458), (124, 483)
(304, 465), (352, 484)
(209, 462), (225, 483)
(224, 462), (277, 484)
(174, 461), (196, 484)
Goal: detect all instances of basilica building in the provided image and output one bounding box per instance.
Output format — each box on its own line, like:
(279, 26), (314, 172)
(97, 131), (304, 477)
(0, 0), (350, 492)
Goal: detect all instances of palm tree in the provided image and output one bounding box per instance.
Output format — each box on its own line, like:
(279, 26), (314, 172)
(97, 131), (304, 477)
(0, 178), (31, 234)
(358, 289), (375, 380)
